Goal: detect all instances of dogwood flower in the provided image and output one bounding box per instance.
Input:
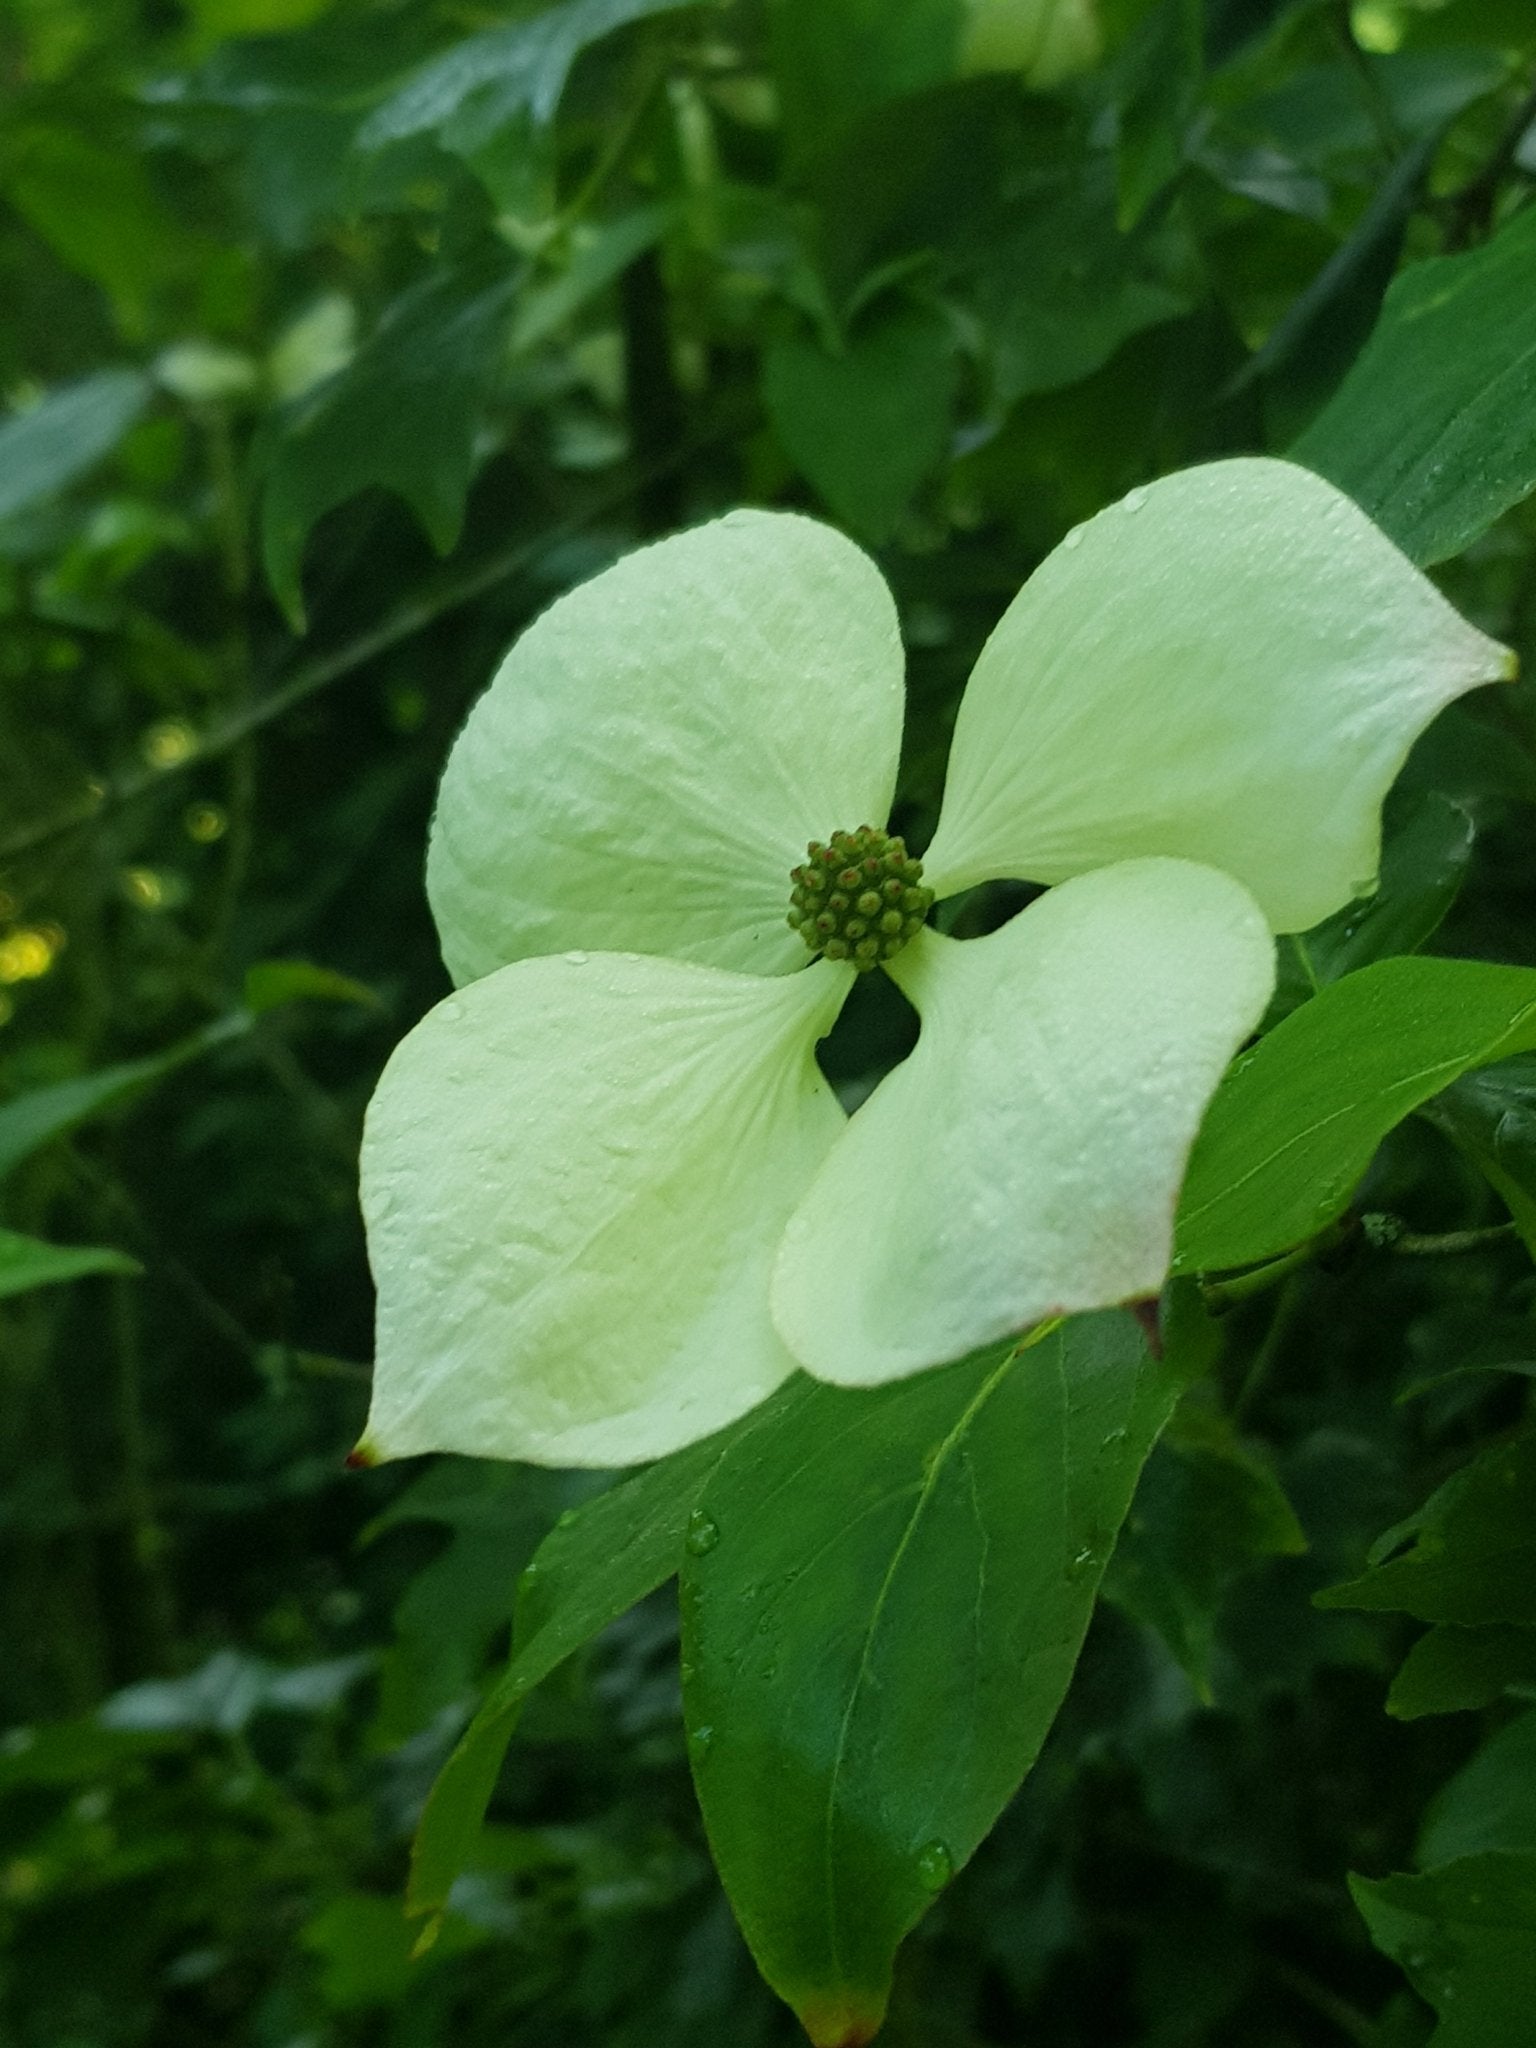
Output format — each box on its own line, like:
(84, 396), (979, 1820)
(357, 458), (1511, 1467)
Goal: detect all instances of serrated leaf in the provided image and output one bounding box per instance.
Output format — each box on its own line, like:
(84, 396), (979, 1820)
(1353, 1852), (1536, 2047)
(0, 371), (151, 522)
(258, 263), (519, 628)
(1317, 1424), (1536, 1626)
(1390, 1624), (1536, 1720)
(1176, 957), (1536, 1274)
(1294, 200), (1536, 565)
(762, 305), (957, 541)
(407, 1419), (739, 1925)
(0, 1228), (140, 1299)
(679, 1312), (1176, 2048)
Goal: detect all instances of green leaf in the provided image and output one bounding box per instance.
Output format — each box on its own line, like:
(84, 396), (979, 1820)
(1293, 199), (1536, 566)
(762, 304), (957, 542)
(1102, 1403), (1306, 1696)
(0, 1015), (249, 1184)
(0, 371), (151, 523)
(1283, 793), (1475, 1006)
(769, 0), (965, 163)
(1111, 0), (1200, 229)
(1352, 1853), (1536, 2047)
(1176, 957), (1536, 1274)
(242, 959), (377, 1014)
(365, 1461), (579, 1743)
(0, 1228), (140, 1299)
(1317, 1424), (1536, 1626)
(1390, 1625), (1536, 1720)
(2, 128), (197, 337)
(357, 0), (695, 158)
(406, 1421), (737, 1926)
(258, 263), (519, 628)
(303, 1892), (481, 2009)
(679, 1312), (1177, 2048)
(1418, 1709), (1536, 1866)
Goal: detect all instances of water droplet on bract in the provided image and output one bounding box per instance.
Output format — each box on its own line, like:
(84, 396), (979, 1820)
(441, 997), (464, 1023)
(563, 950), (589, 966)
(688, 1723), (714, 1761)
(1062, 526), (1085, 550)
(915, 1840), (953, 1892)
(1124, 486), (1148, 512)
(685, 1508), (720, 1556)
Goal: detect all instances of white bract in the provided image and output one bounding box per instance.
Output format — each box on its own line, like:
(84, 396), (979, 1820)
(359, 458), (1512, 1466)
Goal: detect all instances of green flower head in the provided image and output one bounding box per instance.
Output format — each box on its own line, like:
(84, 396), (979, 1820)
(358, 458), (1511, 1467)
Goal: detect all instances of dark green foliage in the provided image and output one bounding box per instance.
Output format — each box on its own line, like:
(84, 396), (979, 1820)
(4, 0), (1536, 2042)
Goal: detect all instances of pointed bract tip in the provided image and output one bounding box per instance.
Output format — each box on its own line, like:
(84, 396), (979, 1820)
(344, 1438), (380, 1471)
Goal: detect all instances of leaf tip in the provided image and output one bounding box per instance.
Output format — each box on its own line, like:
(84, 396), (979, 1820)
(797, 1989), (887, 2048)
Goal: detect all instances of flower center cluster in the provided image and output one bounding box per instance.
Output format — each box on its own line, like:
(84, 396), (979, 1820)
(787, 826), (934, 970)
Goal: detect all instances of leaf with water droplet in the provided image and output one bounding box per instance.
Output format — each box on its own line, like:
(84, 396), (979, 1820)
(685, 1508), (720, 1556)
(680, 1312), (1181, 2041)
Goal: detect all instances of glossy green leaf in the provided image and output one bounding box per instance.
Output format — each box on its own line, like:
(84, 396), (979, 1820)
(1294, 199), (1536, 565)
(1176, 957), (1536, 1274)
(1102, 1403), (1305, 1695)
(680, 1312), (1176, 2047)
(0, 1228), (140, 1299)
(1353, 1853), (1536, 2048)
(1390, 1624), (1536, 1720)
(0, 1015), (249, 1184)
(258, 263), (519, 627)
(1317, 1424), (1536, 1626)
(407, 1420), (740, 1926)
(762, 305), (957, 542)
(0, 371), (151, 522)
(1419, 1709), (1536, 1866)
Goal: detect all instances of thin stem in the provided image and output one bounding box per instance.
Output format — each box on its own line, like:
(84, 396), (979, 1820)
(1200, 1215), (1355, 1314)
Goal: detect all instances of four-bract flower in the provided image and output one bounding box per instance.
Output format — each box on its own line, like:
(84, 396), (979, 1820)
(358, 458), (1511, 1468)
